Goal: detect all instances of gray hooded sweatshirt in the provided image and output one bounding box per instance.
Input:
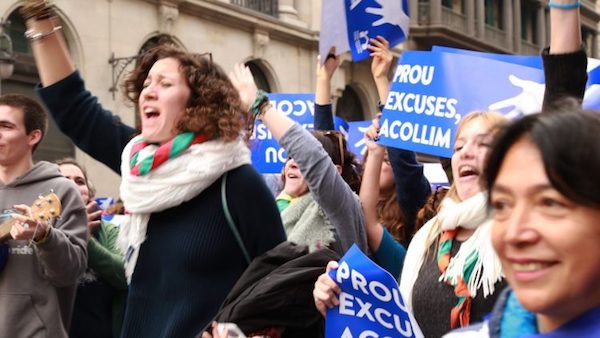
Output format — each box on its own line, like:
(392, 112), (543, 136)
(0, 161), (88, 338)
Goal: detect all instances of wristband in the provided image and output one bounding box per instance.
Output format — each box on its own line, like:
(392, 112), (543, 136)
(24, 25), (63, 42)
(377, 101), (385, 113)
(547, 1), (581, 9)
(249, 90), (270, 118)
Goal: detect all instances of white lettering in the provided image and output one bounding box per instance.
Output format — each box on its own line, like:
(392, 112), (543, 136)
(339, 293), (355, 316)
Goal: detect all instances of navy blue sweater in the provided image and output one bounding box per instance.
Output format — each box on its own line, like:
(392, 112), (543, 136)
(37, 72), (286, 337)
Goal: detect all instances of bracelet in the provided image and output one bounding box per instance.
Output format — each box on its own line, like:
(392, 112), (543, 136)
(257, 102), (272, 120)
(547, 1), (581, 9)
(377, 101), (385, 113)
(249, 90), (270, 118)
(24, 25), (63, 42)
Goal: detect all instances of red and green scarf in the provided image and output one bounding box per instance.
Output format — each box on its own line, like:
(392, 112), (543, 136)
(129, 132), (207, 176)
(437, 229), (479, 329)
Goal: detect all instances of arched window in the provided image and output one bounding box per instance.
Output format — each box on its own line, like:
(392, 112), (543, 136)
(4, 9), (74, 162)
(245, 60), (272, 92)
(335, 85), (364, 121)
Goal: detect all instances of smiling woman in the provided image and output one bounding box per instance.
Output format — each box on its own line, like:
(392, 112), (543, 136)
(21, 1), (286, 337)
(466, 107), (600, 337)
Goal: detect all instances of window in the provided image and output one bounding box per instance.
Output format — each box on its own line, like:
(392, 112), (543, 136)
(245, 61), (272, 92)
(485, 0), (503, 29)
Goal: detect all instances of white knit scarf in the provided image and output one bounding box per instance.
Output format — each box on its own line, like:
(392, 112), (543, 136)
(400, 192), (503, 311)
(118, 135), (251, 282)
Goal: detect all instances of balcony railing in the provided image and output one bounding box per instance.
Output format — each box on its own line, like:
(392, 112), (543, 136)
(230, 0), (278, 17)
(441, 7), (467, 33)
(520, 40), (541, 55)
(485, 25), (508, 50)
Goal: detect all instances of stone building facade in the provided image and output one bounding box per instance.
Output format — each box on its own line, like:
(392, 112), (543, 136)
(1, 0), (598, 198)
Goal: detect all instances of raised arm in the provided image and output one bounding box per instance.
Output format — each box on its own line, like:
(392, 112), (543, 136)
(543, 0), (587, 109)
(314, 48), (340, 130)
(21, 2), (76, 86)
(368, 36), (431, 237)
(230, 65), (368, 253)
(22, 2), (135, 173)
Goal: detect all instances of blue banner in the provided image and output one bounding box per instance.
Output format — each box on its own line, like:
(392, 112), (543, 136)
(432, 45), (600, 110)
(378, 51), (545, 158)
(326, 245), (422, 338)
(345, 0), (410, 61)
(250, 93), (315, 173)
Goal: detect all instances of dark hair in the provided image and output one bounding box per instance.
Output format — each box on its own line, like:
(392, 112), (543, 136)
(485, 108), (600, 209)
(0, 94), (48, 152)
(55, 157), (96, 199)
(123, 45), (248, 142)
(311, 130), (362, 193)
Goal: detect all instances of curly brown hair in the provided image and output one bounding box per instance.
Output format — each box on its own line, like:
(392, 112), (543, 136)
(123, 45), (249, 142)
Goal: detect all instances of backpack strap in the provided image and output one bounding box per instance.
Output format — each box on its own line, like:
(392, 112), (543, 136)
(221, 172), (251, 265)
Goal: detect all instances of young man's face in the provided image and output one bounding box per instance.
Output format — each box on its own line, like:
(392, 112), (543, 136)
(0, 105), (39, 167)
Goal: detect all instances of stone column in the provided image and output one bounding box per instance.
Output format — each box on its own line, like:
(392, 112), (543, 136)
(409, 0), (418, 24)
(430, 0), (442, 25)
(513, 0), (522, 54)
(279, 0), (298, 20)
(476, 0), (485, 39)
(465, 0), (475, 36)
(503, 0), (514, 51)
(536, 2), (546, 47)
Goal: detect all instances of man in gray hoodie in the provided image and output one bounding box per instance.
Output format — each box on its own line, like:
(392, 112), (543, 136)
(0, 94), (88, 338)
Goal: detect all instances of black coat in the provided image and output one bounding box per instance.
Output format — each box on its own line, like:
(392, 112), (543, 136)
(212, 242), (340, 338)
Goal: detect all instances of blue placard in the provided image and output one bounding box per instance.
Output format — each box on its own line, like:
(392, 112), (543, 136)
(325, 244), (422, 338)
(378, 51), (545, 158)
(432, 45), (600, 107)
(345, 0), (410, 61)
(432, 46), (543, 69)
(250, 93), (315, 174)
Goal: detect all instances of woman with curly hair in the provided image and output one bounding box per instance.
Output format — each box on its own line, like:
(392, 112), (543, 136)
(22, 2), (286, 337)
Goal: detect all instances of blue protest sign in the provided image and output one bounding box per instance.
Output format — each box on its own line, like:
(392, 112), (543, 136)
(432, 45), (600, 109)
(95, 197), (114, 211)
(378, 51), (545, 158)
(344, 0), (410, 61)
(250, 93), (315, 173)
(326, 244), (422, 338)
(432, 46), (543, 69)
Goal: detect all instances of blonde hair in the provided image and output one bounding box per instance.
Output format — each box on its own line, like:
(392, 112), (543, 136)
(424, 111), (508, 253)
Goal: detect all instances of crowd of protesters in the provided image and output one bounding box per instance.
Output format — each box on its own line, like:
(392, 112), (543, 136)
(0, 0), (598, 337)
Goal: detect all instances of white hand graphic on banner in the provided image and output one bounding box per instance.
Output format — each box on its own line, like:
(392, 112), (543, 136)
(354, 126), (370, 156)
(365, 0), (410, 35)
(488, 75), (545, 118)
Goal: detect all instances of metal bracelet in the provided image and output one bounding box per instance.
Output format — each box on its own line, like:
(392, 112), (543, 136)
(24, 25), (63, 42)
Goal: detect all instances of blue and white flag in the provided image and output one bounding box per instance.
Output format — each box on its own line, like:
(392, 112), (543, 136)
(378, 51), (545, 158)
(320, 0), (410, 62)
(432, 45), (600, 110)
(326, 244), (423, 338)
(250, 93), (315, 173)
